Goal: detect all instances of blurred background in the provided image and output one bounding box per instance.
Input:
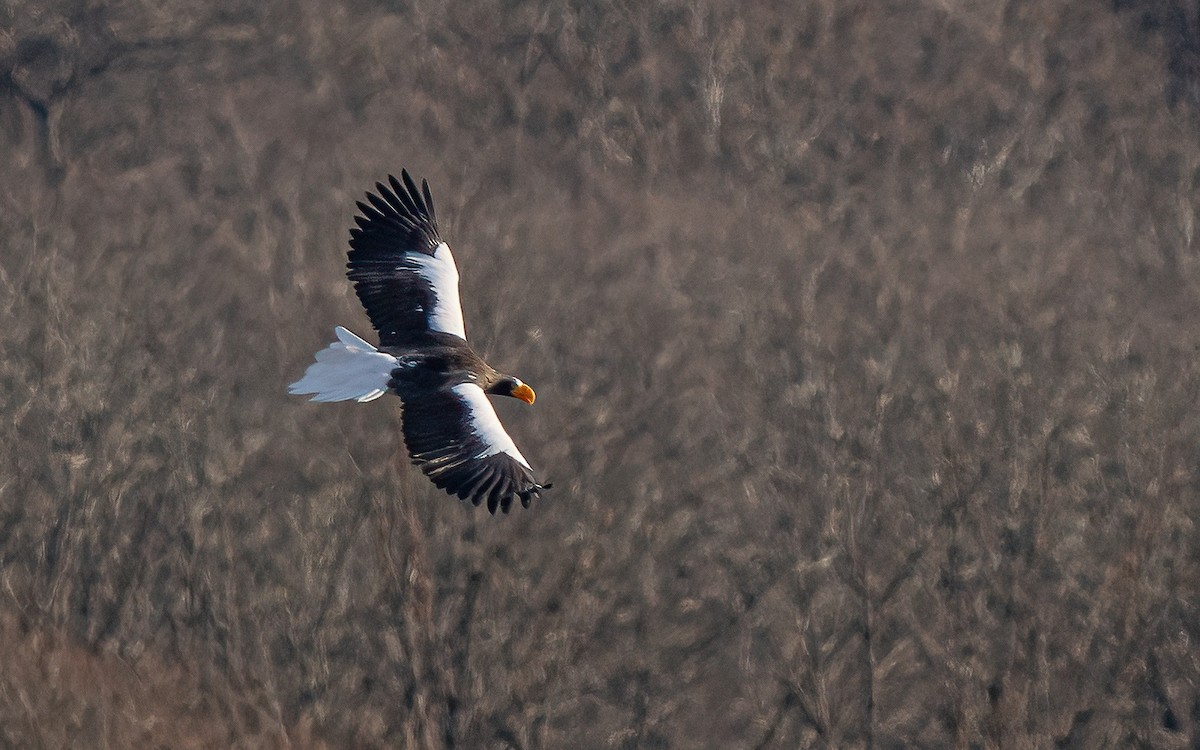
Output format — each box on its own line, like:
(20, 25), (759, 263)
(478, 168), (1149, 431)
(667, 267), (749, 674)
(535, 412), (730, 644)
(3, 0), (1200, 747)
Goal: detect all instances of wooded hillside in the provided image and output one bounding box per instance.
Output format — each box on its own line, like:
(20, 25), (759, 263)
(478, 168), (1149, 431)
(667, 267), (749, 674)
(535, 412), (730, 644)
(2, 1), (1199, 746)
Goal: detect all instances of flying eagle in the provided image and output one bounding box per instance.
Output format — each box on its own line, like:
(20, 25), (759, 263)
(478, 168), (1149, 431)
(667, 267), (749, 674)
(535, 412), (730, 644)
(290, 170), (549, 513)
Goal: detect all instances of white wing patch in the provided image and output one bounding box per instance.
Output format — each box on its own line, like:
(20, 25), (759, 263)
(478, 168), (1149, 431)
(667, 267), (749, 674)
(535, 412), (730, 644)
(289, 327), (398, 402)
(451, 383), (532, 469)
(408, 242), (466, 340)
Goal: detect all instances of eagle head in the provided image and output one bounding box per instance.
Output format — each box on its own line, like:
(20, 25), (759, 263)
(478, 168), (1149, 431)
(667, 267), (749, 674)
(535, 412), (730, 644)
(487, 376), (536, 405)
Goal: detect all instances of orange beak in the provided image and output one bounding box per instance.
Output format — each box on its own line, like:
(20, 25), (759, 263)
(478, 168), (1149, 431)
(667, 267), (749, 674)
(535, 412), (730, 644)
(512, 383), (536, 405)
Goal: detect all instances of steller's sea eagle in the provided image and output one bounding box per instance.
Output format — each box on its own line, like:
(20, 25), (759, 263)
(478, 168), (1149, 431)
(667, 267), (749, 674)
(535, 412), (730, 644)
(290, 170), (549, 513)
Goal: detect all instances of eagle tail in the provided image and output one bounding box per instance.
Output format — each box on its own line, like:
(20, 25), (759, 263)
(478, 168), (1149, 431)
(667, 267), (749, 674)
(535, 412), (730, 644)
(288, 327), (396, 403)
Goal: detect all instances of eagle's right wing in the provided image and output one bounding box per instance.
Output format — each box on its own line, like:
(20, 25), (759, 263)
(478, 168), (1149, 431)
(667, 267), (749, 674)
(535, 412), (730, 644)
(395, 379), (547, 513)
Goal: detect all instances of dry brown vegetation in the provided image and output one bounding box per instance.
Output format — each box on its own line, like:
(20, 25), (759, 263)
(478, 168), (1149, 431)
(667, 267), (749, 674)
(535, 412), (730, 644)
(3, 0), (1200, 747)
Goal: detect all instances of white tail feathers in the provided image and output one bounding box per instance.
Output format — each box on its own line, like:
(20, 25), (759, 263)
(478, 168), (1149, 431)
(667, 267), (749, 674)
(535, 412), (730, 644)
(289, 327), (397, 403)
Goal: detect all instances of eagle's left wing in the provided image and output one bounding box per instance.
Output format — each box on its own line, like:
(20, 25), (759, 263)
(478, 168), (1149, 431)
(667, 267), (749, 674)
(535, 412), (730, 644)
(347, 171), (467, 347)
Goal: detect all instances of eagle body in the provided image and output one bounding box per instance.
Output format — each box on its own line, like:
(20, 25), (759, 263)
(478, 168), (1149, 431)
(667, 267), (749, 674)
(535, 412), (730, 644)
(290, 171), (548, 513)
(384, 335), (499, 392)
